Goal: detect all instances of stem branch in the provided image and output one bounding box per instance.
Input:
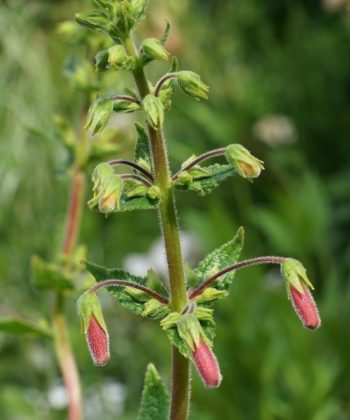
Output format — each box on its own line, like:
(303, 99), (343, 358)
(189, 256), (286, 299)
(89, 279), (169, 304)
(120, 173), (153, 186)
(154, 73), (178, 97)
(172, 147), (226, 181)
(108, 159), (154, 181)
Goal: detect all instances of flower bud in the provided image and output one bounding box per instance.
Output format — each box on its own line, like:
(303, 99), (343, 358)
(193, 287), (228, 304)
(75, 11), (111, 33)
(108, 45), (135, 70)
(113, 100), (140, 114)
(193, 338), (222, 388)
(146, 185), (160, 200)
(141, 298), (168, 319)
(88, 164), (124, 215)
(77, 292), (110, 366)
(177, 71), (209, 100)
(225, 144), (264, 180)
(95, 50), (109, 72)
(86, 315), (110, 366)
(290, 283), (321, 330)
(97, 175), (123, 214)
(140, 38), (170, 64)
(85, 98), (113, 135)
(177, 314), (222, 388)
(281, 258), (321, 330)
(143, 94), (164, 130)
(130, 0), (149, 23)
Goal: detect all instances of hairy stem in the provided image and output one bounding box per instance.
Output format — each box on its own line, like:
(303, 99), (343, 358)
(154, 72), (178, 97)
(89, 279), (169, 304)
(108, 159), (154, 181)
(120, 173), (153, 186)
(172, 147), (226, 181)
(125, 36), (190, 420)
(189, 256), (287, 299)
(53, 164), (85, 419)
(54, 293), (83, 420)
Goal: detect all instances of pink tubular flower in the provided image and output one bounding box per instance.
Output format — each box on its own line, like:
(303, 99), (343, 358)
(193, 338), (222, 388)
(86, 315), (110, 366)
(290, 284), (321, 330)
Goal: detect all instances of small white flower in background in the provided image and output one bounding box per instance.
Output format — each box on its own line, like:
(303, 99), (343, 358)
(85, 381), (126, 419)
(253, 114), (297, 147)
(123, 232), (201, 283)
(48, 383), (68, 410)
(322, 0), (346, 12)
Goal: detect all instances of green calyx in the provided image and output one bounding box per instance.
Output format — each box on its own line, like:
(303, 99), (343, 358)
(77, 292), (107, 334)
(281, 258), (314, 294)
(140, 38), (170, 65)
(143, 94), (164, 130)
(88, 163), (123, 214)
(225, 144), (264, 180)
(193, 287), (229, 303)
(108, 45), (135, 70)
(177, 71), (209, 100)
(85, 98), (113, 135)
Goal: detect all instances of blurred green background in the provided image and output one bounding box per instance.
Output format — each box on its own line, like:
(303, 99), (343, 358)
(1, 0), (350, 419)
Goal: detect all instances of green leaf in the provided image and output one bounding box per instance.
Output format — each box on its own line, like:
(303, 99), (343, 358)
(134, 123), (153, 170)
(137, 363), (170, 420)
(175, 163), (235, 196)
(193, 227), (245, 290)
(84, 261), (147, 315)
(31, 255), (74, 290)
(0, 316), (52, 338)
(160, 21), (171, 45)
(119, 193), (159, 212)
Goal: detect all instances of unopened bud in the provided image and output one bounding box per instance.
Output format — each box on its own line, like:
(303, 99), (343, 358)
(86, 315), (110, 366)
(147, 185), (160, 200)
(88, 164), (123, 215)
(75, 11), (110, 33)
(77, 292), (110, 366)
(97, 175), (123, 214)
(225, 144), (264, 180)
(143, 94), (164, 130)
(140, 38), (169, 64)
(95, 50), (109, 72)
(141, 298), (168, 319)
(193, 338), (222, 388)
(85, 98), (113, 135)
(177, 71), (209, 100)
(281, 259), (321, 330)
(290, 284), (321, 330)
(108, 45), (134, 70)
(194, 287), (228, 304)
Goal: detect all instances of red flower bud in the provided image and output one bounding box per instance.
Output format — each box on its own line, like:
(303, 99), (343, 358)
(193, 338), (222, 388)
(290, 284), (321, 330)
(86, 315), (110, 366)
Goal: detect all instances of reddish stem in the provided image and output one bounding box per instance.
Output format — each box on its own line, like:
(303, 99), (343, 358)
(188, 256), (286, 299)
(62, 170), (85, 256)
(90, 279), (169, 304)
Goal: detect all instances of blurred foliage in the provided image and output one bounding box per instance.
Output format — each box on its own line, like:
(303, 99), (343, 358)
(0, 0), (350, 419)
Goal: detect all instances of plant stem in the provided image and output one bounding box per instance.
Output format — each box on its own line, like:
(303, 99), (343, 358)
(172, 147), (226, 181)
(125, 36), (190, 420)
(120, 173), (153, 186)
(89, 279), (169, 304)
(53, 165), (85, 420)
(108, 159), (154, 181)
(188, 256), (287, 299)
(53, 292), (83, 420)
